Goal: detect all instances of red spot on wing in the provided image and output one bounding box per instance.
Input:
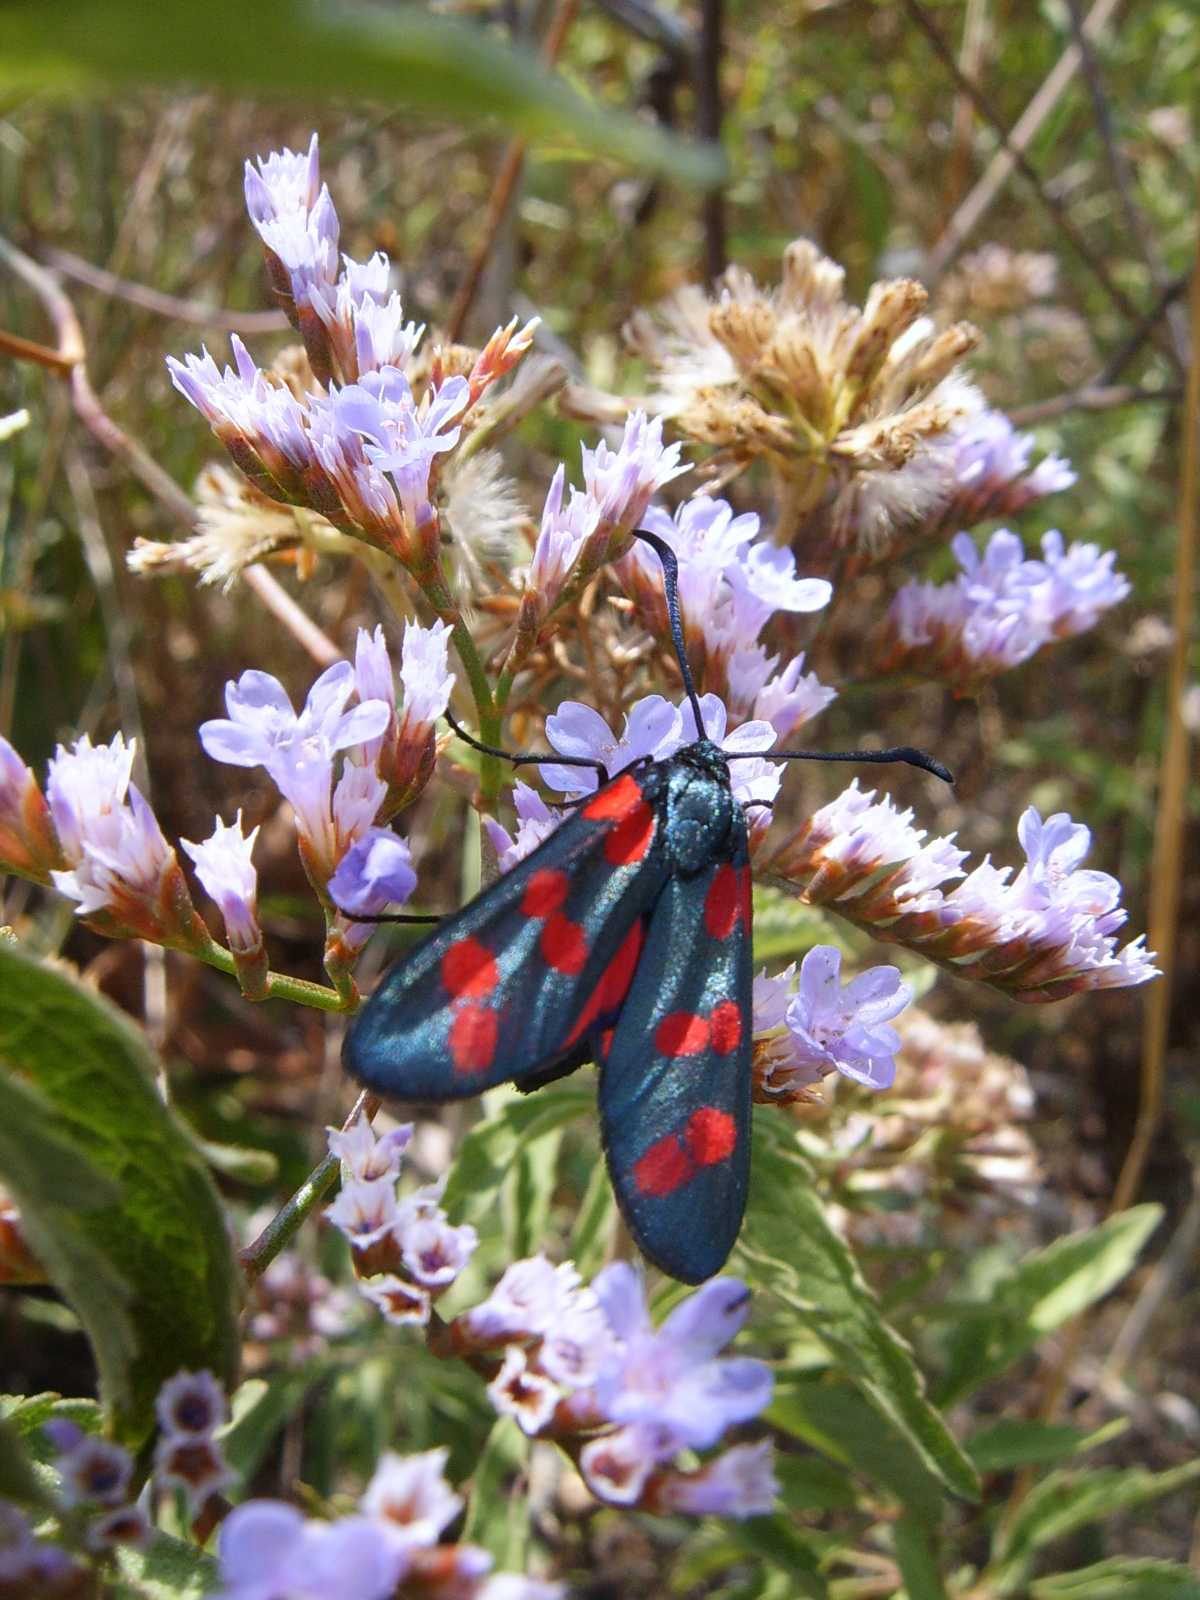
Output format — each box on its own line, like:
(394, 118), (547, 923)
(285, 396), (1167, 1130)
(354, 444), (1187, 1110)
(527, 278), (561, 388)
(441, 937), (498, 999)
(686, 1107), (737, 1167)
(583, 773), (643, 821)
(709, 999), (743, 1056)
(704, 863), (742, 939)
(565, 921), (644, 1047)
(449, 1004), (499, 1074)
(604, 801), (655, 866)
(522, 869), (569, 919)
(632, 1133), (693, 1197)
(541, 912), (588, 976)
(600, 1026), (616, 1056)
(655, 1010), (710, 1057)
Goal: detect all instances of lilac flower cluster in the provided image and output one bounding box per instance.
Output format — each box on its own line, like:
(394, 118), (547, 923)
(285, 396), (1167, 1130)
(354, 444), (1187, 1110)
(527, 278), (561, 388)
(879, 527), (1131, 695)
(325, 1117), (477, 1326)
(45, 1421), (150, 1553)
(617, 494), (836, 738)
(515, 411), (688, 644)
(485, 690), (781, 870)
(762, 782), (1157, 1001)
(751, 945), (914, 1100)
(154, 1370), (235, 1514)
(246, 1248), (357, 1365)
(434, 1257), (776, 1518)
(170, 135), (536, 572)
(0, 730), (211, 953)
(211, 1448), (562, 1600)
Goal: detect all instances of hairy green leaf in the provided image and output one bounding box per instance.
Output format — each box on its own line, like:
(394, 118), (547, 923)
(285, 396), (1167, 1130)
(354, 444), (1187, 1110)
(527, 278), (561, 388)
(727, 1517), (829, 1598)
(1031, 1559), (1200, 1599)
(894, 1515), (949, 1600)
(989, 1461), (1200, 1595)
(938, 1205), (1162, 1407)
(442, 1083), (592, 1227)
(738, 1115), (978, 1504)
(0, 943), (240, 1442)
(0, 0), (725, 186)
(113, 1533), (219, 1600)
(0, 1416), (52, 1509)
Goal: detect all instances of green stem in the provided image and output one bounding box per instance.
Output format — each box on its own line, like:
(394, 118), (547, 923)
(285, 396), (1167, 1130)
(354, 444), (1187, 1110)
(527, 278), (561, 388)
(197, 943), (349, 1012)
(239, 1091), (380, 1285)
(417, 564), (503, 803)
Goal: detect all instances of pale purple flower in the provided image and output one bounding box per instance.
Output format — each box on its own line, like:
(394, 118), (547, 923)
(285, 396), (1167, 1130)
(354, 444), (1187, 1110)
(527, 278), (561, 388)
(937, 410), (1075, 527)
(154, 1431), (234, 1509)
(353, 625), (396, 761)
(335, 367), (469, 532)
(359, 1448), (462, 1549)
(324, 1177), (401, 1249)
(783, 946), (912, 1091)
(723, 539), (831, 636)
(55, 1435), (132, 1507)
(199, 661), (389, 873)
(46, 735), (178, 920)
(752, 963), (796, 1034)
(398, 1212), (478, 1289)
(884, 527), (1129, 692)
(588, 1264), (772, 1451)
(399, 618), (455, 731)
(328, 828), (416, 918)
(156, 1369), (228, 1439)
(213, 1501), (405, 1600)
(350, 287), (424, 377)
(539, 695), (682, 794)
(526, 464), (601, 607)
(581, 410), (687, 532)
(361, 1274), (432, 1328)
(326, 1118), (412, 1182)
(182, 814), (260, 952)
(579, 1423), (669, 1506)
(464, 1255), (582, 1345)
(657, 1441), (779, 1518)
(483, 782), (563, 872)
(87, 1504), (152, 1550)
(167, 337), (313, 484)
(538, 1292), (616, 1389)
(487, 1347), (563, 1435)
(729, 648), (838, 742)
(243, 134), (322, 227)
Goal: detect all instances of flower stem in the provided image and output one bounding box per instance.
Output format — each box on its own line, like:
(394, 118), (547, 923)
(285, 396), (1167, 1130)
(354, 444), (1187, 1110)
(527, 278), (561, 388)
(197, 942), (350, 1012)
(239, 1090), (380, 1285)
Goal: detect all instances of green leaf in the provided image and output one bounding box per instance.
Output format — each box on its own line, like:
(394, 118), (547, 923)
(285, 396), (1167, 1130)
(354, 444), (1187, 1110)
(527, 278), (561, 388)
(773, 1453), (857, 1514)
(726, 1518), (829, 1598)
(1031, 1559), (1200, 1599)
(1, 1394), (103, 1460)
(505, 1128), (562, 1261)
(442, 1083), (592, 1228)
(569, 1154), (616, 1279)
(938, 1206), (1162, 1406)
(967, 1417), (1127, 1474)
(0, 1416), (53, 1509)
(113, 1532), (219, 1600)
(0, 0), (724, 186)
(221, 1371), (315, 1482)
(737, 1115), (978, 1505)
(893, 1515), (948, 1600)
(197, 1138), (279, 1186)
(461, 1417), (530, 1571)
(0, 943), (241, 1442)
(768, 1380), (944, 1522)
(989, 1461), (1200, 1595)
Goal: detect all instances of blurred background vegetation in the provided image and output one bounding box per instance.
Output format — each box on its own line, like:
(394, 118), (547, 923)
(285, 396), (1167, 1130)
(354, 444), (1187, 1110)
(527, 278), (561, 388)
(1, 0), (1197, 1585)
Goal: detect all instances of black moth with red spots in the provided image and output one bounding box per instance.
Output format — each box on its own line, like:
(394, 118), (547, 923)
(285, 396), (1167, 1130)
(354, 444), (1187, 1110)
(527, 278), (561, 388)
(343, 738), (752, 1284)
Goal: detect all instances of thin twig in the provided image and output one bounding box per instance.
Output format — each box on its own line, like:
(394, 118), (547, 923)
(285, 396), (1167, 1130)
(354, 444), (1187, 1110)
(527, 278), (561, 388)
(901, 0), (1181, 376)
(242, 565), (341, 667)
(446, 0), (579, 341)
(1098, 270), (1191, 385)
(0, 324), (78, 372)
(1007, 382), (1180, 426)
(239, 1089), (380, 1286)
(697, 0), (726, 280)
(926, 0), (1122, 279)
(42, 246), (290, 334)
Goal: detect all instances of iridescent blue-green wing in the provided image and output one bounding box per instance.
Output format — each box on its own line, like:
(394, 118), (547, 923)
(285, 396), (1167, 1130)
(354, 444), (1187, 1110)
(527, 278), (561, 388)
(343, 771), (668, 1101)
(598, 818), (753, 1284)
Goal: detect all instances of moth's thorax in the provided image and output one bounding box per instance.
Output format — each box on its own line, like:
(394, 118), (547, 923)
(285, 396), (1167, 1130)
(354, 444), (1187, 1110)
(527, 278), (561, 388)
(661, 739), (737, 875)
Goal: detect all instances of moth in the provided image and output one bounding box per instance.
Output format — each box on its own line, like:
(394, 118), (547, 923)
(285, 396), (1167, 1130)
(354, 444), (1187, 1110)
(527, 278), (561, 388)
(343, 531), (948, 1282)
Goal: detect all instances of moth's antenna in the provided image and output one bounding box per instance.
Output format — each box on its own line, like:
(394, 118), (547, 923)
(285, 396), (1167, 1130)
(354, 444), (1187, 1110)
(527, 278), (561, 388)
(730, 745), (954, 784)
(633, 527), (708, 740)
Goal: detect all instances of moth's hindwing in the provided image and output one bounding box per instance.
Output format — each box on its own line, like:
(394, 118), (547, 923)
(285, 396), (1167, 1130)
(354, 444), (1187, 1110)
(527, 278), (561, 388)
(343, 769), (670, 1100)
(599, 790), (752, 1285)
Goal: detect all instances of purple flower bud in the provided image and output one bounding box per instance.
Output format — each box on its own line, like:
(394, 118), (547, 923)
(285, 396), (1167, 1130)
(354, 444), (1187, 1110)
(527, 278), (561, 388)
(156, 1368), (228, 1438)
(483, 782), (562, 872)
(328, 827), (416, 920)
(487, 1347), (563, 1436)
(56, 1435), (133, 1507)
(0, 733), (61, 880)
(579, 1423), (662, 1505)
(361, 1273), (432, 1327)
(327, 1118), (412, 1182)
(324, 1177), (401, 1251)
(399, 619), (455, 733)
(398, 1211), (478, 1290)
(359, 1448), (463, 1549)
(464, 1255), (582, 1345)
(657, 1440), (779, 1518)
(87, 1503), (152, 1550)
(181, 813), (260, 953)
